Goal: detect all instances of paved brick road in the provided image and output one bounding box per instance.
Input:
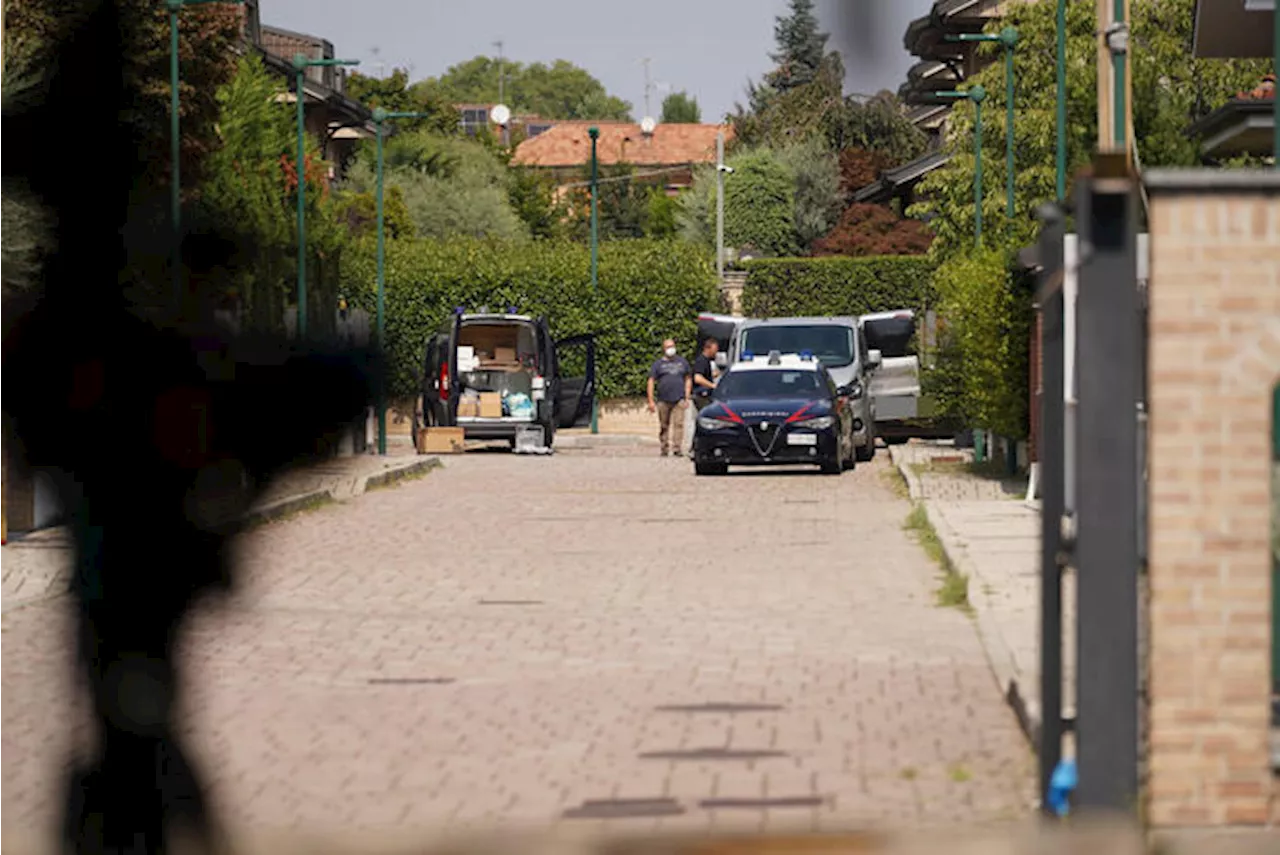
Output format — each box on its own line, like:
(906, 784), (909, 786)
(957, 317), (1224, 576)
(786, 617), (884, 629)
(2, 448), (1032, 845)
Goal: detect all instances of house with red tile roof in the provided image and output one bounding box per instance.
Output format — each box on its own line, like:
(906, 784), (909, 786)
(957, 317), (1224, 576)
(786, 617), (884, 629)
(511, 121), (733, 194)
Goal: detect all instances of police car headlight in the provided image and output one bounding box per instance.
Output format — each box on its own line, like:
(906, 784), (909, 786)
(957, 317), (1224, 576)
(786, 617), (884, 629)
(698, 417), (735, 431)
(792, 415), (834, 430)
(849, 381), (864, 399)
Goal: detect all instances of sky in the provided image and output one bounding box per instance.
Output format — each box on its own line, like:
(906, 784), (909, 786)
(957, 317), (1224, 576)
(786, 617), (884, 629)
(260, 0), (934, 122)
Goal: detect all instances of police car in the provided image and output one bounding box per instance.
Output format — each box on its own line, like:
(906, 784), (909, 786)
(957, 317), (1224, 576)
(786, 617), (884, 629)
(691, 350), (859, 476)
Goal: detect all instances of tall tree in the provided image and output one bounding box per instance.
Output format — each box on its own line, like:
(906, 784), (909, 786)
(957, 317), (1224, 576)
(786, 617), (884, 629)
(345, 68), (456, 135)
(414, 56), (632, 120)
(661, 91), (702, 124)
(766, 0), (830, 94)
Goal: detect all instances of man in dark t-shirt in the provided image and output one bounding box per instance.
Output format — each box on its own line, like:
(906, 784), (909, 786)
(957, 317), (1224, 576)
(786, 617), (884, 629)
(691, 338), (719, 412)
(647, 337), (692, 457)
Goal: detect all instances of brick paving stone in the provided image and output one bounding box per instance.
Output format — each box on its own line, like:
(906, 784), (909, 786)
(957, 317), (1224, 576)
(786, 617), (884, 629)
(2, 450), (1033, 846)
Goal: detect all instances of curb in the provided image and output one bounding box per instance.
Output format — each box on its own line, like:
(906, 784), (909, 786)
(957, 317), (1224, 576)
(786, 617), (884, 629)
(554, 435), (660, 449)
(890, 445), (1041, 750)
(359, 456), (442, 492)
(923, 500), (1041, 751)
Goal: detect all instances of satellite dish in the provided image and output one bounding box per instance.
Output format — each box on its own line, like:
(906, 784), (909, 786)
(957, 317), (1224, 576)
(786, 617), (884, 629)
(490, 104), (511, 126)
(640, 116), (656, 135)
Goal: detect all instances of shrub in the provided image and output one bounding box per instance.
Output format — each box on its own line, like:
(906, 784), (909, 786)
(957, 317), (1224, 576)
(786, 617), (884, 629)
(811, 203), (934, 257)
(741, 255), (935, 318)
(342, 237), (718, 401)
(722, 149), (797, 257)
(929, 247), (1032, 438)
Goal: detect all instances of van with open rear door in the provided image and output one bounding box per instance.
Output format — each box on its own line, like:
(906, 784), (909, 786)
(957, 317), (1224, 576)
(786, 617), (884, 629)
(858, 309), (922, 444)
(420, 311), (595, 449)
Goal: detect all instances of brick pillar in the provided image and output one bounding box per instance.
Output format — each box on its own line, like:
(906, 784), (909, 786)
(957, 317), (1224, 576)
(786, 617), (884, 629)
(1144, 175), (1280, 830)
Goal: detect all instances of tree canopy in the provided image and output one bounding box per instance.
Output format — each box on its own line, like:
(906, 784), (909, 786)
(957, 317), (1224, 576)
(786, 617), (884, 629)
(910, 0), (1271, 262)
(766, 0), (830, 94)
(344, 68), (457, 135)
(661, 91), (702, 124)
(414, 56), (632, 121)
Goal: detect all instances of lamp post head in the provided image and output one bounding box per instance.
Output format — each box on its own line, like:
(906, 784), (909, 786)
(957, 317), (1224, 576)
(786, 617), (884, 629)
(588, 126), (600, 140)
(372, 107), (388, 123)
(969, 85), (987, 104)
(998, 26), (1019, 49)
(292, 53), (309, 71)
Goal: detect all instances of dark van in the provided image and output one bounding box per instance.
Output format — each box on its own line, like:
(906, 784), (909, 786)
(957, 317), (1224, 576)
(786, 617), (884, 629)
(420, 311), (595, 448)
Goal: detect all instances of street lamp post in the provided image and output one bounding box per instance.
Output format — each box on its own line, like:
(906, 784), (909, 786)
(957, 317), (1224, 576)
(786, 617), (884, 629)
(167, 0), (243, 310)
(937, 85), (989, 463)
(372, 108), (432, 456)
(292, 53), (359, 340)
(937, 86), (988, 247)
(588, 126), (600, 435)
(945, 28), (1018, 218)
(1056, 0), (1067, 199)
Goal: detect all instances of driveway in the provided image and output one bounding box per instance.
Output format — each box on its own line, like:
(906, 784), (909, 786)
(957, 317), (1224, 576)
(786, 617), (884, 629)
(2, 447), (1032, 843)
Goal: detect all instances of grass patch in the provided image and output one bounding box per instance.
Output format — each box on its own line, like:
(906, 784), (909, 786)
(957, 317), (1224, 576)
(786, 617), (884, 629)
(902, 503), (971, 613)
(899, 766), (918, 781)
(948, 764), (972, 783)
(880, 464), (911, 500)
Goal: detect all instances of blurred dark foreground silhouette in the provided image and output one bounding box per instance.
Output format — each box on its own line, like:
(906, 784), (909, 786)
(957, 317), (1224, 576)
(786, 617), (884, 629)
(3, 1), (377, 853)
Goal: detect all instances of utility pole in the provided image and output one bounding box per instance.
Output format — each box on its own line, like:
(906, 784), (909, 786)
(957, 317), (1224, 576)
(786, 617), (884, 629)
(643, 57), (653, 119)
(494, 40), (505, 105)
(715, 132), (725, 284)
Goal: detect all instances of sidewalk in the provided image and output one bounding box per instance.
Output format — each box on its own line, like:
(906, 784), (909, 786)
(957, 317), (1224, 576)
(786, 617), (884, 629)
(890, 442), (1077, 751)
(1, 452), (439, 613)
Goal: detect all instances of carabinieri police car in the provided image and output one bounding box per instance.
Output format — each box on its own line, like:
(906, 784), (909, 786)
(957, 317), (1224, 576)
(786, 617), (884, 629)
(691, 350), (859, 476)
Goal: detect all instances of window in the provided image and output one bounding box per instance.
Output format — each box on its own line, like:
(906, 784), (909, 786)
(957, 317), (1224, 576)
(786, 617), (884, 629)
(862, 314), (918, 359)
(739, 326), (855, 368)
(716, 370), (824, 399)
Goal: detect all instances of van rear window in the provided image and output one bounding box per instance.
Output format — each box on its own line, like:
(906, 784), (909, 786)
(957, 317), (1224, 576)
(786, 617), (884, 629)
(862, 316), (916, 359)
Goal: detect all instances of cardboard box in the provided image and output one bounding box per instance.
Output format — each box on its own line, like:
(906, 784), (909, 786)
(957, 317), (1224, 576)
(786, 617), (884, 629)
(457, 398), (480, 418)
(417, 427), (465, 454)
(493, 347), (516, 363)
(479, 392), (503, 419)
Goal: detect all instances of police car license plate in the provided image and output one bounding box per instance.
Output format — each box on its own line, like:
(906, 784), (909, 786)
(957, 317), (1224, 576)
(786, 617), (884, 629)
(786, 433), (818, 446)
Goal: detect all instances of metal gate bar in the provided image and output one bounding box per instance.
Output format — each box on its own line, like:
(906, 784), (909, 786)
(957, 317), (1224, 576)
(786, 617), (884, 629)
(1034, 203), (1067, 810)
(1073, 162), (1142, 812)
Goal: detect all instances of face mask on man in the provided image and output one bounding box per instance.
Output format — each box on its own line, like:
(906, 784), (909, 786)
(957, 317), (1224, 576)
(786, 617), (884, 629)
(664, 346), (677, 358)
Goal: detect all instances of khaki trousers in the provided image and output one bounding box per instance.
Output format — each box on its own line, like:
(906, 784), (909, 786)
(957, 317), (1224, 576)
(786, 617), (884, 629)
(656, 400), (686, 453)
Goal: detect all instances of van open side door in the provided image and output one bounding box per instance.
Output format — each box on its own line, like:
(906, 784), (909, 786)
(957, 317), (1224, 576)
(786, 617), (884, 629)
(553, 334), (596, 428)
(858, 310), (921, 423)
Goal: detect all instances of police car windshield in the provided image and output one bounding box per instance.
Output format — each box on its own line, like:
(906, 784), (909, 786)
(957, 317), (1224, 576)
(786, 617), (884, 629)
(739, 326), (854, 367)
(717, 369), (825, 399)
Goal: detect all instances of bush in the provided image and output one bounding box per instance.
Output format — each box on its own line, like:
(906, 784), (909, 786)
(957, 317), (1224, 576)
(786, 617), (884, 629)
(741, 255), (935, 318)
(811, 203), (934, 257)
(342, 238), (719, 401)
(929, 248), (1032, 438)
(722, 149), (796, 257)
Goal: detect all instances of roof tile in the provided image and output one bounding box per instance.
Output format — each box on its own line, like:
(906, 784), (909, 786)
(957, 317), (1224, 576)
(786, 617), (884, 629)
(511, 122), (733, 168)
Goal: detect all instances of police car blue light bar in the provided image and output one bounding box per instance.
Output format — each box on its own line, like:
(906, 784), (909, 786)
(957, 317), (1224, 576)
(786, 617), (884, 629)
(741, 350), (754, 361)
(799, 350), (814, 360)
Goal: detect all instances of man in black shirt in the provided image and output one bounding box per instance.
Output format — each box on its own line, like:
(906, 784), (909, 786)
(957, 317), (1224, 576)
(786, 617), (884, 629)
(683, 338), (719, 458)
(691, 338), (719, 412)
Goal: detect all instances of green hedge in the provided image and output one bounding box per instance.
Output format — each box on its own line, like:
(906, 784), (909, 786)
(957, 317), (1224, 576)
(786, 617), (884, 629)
(740, 255), (935, 317)
(342, 237), (719, 401)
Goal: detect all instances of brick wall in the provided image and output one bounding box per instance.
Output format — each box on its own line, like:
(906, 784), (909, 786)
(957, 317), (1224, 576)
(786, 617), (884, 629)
(1145, 173), (1280, 831)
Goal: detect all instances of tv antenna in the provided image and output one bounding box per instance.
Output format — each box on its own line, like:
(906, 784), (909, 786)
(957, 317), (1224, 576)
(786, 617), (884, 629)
(370, 45), (386, 78)
(493, 40), (505, 105)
